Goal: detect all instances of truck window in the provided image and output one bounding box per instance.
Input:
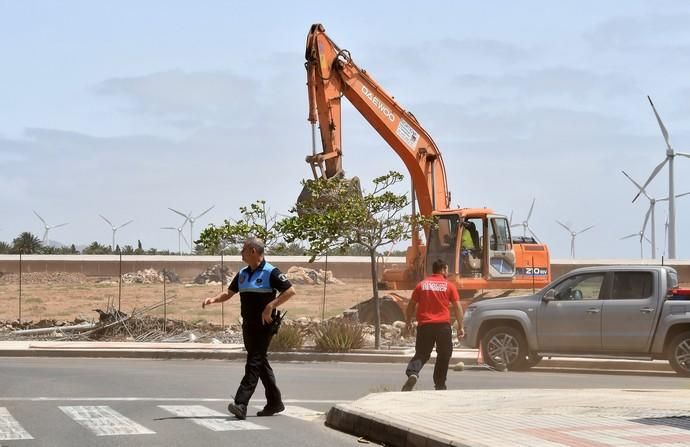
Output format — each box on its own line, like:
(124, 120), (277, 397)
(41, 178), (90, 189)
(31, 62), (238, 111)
(611, 272), (653, 299)
(554, 273), (605, 301)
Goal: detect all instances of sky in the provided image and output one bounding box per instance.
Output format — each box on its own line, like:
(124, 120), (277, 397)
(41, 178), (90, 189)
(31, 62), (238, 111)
(1, 0), (690, 260)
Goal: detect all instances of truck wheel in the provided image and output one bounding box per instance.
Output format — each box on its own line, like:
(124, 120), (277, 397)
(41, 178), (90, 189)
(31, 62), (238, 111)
(668, 331), (690, 377)
(481, 326), (529, 371)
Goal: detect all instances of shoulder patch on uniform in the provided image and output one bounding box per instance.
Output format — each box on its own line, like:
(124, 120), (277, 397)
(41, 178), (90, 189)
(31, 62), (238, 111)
(279, 273), (288, 282)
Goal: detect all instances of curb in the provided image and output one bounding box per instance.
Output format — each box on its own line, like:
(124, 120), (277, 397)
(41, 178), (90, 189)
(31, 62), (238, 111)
(326, 405), (469, 447)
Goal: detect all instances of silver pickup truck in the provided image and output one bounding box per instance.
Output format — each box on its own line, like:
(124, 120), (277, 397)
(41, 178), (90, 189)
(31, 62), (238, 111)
(462, 265), (690, 375)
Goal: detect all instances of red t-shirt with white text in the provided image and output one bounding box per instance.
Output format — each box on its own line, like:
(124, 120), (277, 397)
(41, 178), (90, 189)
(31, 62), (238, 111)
(411, 274), (459, 325)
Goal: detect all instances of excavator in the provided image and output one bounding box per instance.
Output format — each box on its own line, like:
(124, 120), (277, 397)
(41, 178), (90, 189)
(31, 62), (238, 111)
(301, 24), (551, 298)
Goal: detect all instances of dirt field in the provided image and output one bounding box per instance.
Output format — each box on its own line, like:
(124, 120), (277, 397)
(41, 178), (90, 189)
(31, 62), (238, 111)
(0, 273), (399, 324)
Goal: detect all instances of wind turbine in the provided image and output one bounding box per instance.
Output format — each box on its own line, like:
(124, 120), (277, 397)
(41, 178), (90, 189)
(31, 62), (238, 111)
(32, 210), (68, 243)
(168, 205), (215, 253)
(99, 215), (133, 250)
(633, 96), (690, 259)
(622, 170), (690, 259)
(555, 220), (594, 259)
(510, 198), (541, 241)
(620, 229), (652, 260)
(161, 216), (190, 255)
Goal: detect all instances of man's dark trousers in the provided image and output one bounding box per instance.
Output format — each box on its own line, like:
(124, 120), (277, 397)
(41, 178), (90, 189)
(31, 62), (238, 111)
(234, 323), (282, 406)
(405, 323), (453, 389)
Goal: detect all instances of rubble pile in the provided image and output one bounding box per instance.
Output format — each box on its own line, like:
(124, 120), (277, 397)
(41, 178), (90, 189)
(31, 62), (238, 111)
(193, 264), (234, 285)
(0, 272), (88, 285)
(285, 266), (344, 285)
(121, 268), (179, 284)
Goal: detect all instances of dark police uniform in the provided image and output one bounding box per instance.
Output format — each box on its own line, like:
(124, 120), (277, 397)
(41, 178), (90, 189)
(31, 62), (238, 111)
(229, 260), (292, 407)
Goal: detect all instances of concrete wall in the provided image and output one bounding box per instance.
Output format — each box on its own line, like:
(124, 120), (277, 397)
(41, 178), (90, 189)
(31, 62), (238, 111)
(0, 255), (688, 283)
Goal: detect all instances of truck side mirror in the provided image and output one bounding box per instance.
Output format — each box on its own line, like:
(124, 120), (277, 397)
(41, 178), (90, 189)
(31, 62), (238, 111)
(543, 289), (556, 302)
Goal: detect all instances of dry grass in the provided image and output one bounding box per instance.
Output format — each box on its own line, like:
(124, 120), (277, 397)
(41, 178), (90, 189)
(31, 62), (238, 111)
(0, 276), (396, 324)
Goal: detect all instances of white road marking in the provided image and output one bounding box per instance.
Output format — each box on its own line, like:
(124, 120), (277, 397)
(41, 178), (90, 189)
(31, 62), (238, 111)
(0, 397), (348, 403)
(59, 406), (155, 436)
(252, 405), (324, 421)
(158, 405), (268, 431)
(0, 407), (33, 440)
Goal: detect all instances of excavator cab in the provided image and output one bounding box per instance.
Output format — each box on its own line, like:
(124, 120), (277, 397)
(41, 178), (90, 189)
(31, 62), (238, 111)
(426, 213), (516, 280)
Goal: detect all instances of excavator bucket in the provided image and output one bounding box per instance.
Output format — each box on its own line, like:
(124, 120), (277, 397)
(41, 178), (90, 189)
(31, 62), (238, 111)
(296, 176), (362, 216)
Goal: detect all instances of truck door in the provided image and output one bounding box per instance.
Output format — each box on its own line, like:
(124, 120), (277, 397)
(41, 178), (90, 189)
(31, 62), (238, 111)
(537, 272), (605, 352)
(487, 215), (515, 279)
(601, 271), (658, 352)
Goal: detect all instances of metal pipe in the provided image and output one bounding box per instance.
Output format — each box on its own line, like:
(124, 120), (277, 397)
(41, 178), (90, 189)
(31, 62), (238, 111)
(13, 322), (96, 336)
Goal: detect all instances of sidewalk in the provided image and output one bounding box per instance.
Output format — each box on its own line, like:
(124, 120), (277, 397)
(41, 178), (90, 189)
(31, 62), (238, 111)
(0, 340), (674, 373)
(326, 388), (690, 447)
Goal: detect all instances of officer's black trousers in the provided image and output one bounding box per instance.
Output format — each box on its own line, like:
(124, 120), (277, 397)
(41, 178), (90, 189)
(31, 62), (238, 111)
(234, 324), (282, 406)
(405, 323), (453, 389)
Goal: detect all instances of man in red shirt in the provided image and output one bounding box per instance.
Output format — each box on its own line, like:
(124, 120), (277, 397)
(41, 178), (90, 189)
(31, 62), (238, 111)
(402, 259), (464, 391)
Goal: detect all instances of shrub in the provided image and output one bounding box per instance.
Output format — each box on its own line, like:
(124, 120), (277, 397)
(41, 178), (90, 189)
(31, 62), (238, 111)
(313, 320), (365, 352)
(269, 324), (305, 351)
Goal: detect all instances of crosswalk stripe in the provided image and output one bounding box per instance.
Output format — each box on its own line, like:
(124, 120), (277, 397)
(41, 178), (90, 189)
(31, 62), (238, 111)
(158, 405), (269, 431)
(252, 405), (325, 421)
(0, 407), (33, 440)
(59, 406), (155, 436)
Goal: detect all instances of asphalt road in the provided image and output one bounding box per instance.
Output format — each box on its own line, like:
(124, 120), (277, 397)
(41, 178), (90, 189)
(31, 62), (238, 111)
(1, 358), (688, 446)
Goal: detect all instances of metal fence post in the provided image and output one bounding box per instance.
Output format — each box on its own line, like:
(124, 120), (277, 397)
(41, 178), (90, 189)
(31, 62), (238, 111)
(322, 253), (328, 321)
(118, 249), (122, 313)
(18, 251), (22, 323)
(220, 251), (225, 328)
(163, 268), (167, 334)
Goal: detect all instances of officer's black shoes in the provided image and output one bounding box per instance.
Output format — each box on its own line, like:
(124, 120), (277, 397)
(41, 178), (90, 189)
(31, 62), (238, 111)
(435, 384), (447, 391)
(227, 402), (247, 420)
(401, 373), (418, 391)
(257, 402), (285, 417)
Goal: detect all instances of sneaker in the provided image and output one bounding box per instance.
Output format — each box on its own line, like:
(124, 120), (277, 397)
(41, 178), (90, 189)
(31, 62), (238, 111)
(257, 402), (285, 417)
(401, 374), (418, 392)
(435, 385), (447, 391)
(227, 402), (247, 420)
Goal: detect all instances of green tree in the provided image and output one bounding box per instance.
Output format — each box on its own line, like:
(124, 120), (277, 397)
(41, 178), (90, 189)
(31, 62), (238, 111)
(135, 240), (144, 255)
(198, 200), (282, 254)
(82, 241), (111, 255)
(0, 241), (11, 254)
(279, 171), (432, 349)
(11, 232), (43, 254)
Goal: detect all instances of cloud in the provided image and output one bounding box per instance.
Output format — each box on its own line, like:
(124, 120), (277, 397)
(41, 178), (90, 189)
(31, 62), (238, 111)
(586, 14), (690, 50)
(95, 70), (262, 128)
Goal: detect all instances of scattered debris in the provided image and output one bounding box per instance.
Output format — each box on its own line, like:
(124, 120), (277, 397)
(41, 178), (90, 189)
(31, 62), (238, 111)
(0, 272), (88, 285)
(121, 268), (179, 284)
(193, 264), (234, 285)
(285, 266), (344, 285)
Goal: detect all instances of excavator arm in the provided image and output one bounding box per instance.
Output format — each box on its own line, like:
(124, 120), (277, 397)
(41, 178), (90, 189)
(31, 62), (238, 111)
(304, 23), (450, 216)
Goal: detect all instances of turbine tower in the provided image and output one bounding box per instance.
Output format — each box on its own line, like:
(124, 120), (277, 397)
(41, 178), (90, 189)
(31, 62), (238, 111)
(555, 220), (594, 259)
(510, 198), (541, 241)
(633, 96), (690, 259)
(161, 216), (190, 255)
(168, 205), (215, 253)
(99, 215), (133, 251)
(622, 170), (690, 259)
(32, 210), (68, 243)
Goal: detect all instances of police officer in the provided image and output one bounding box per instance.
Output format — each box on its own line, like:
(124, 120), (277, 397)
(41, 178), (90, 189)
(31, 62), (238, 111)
(202, 237), (296, 419)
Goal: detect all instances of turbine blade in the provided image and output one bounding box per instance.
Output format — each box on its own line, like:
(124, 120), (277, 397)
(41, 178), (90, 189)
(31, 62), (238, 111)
(194, 205), (215, 219)
(638, 158), (668, 195)
(577, 225), (595, 234)
(161, 227), (176, 230)
(527, 227), (540, 241)
(99, 215), (113, 227)
(53, 222), (69, 228)
(33, 210), (47, 225)
(180, 232), (190, 248)
(168, 207), (188, 219)
(648, 96), (672, 150)
(675, 152), (690, 158)
(675, 191), (690, 199)
(642, 205), (653, 234)
(621, 170), (650, 200)
(118, 220), (134, 229)
(509, 210), (513, 226)
(527, 198), (535, 221)
(620, 233), (638, 240)
(556, 220), (571, 232)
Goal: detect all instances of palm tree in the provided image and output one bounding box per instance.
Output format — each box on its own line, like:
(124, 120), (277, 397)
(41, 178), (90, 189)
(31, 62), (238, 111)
(0, 241), (11, 254)
(11, 232), (43, 254)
